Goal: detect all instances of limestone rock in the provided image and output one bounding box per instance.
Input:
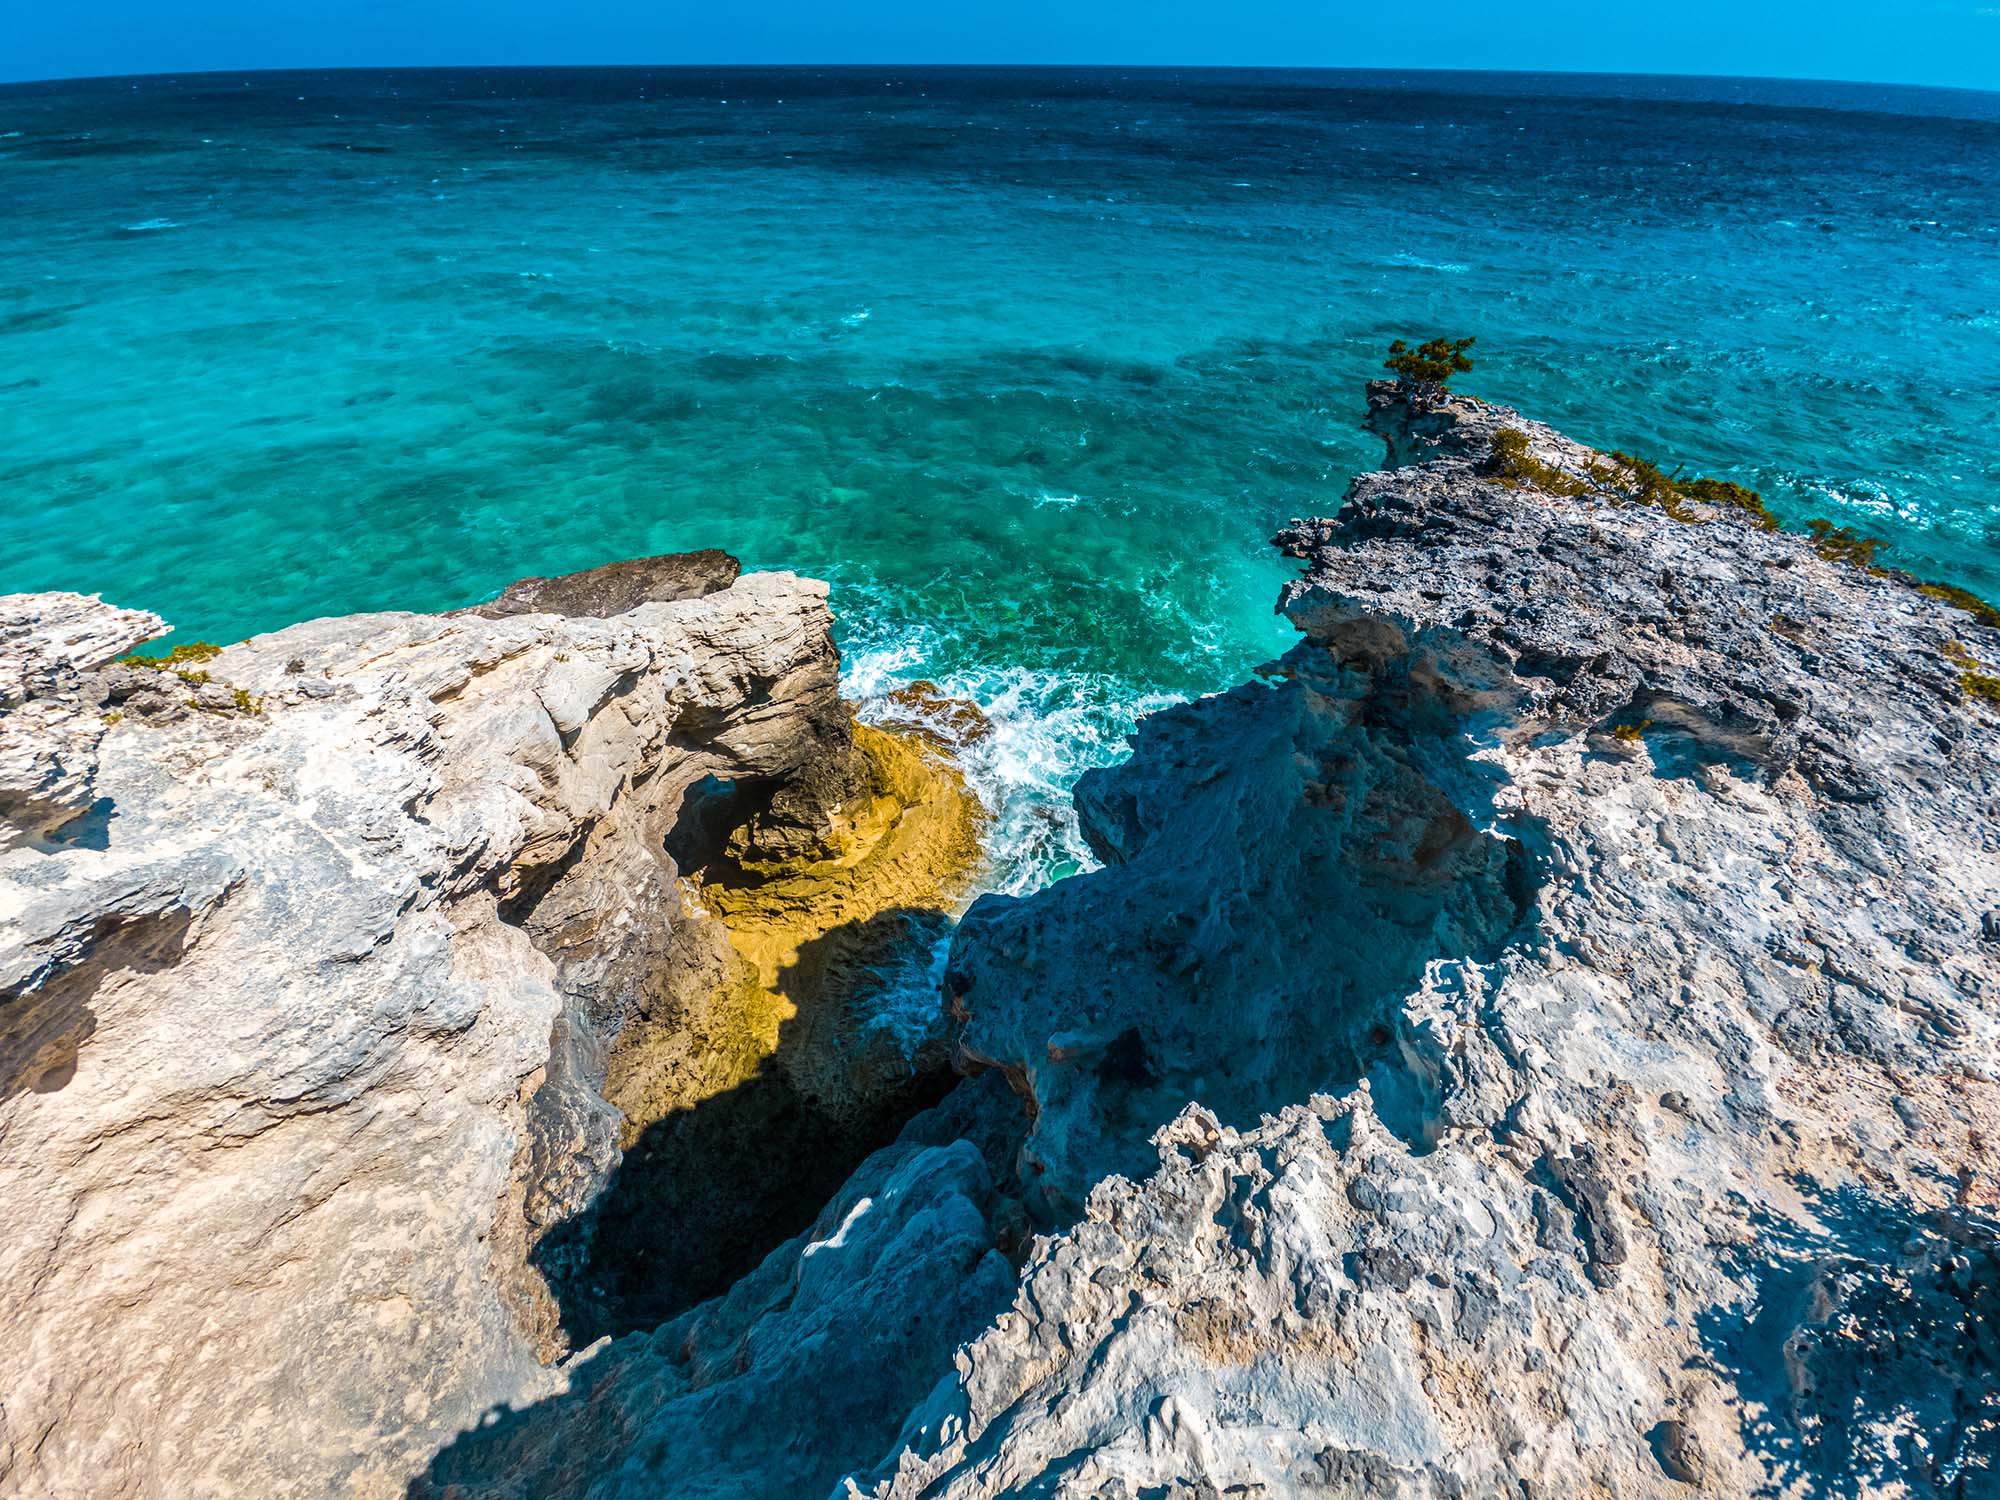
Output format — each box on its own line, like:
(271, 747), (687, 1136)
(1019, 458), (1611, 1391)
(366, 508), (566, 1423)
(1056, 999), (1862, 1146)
(0, 591), (165, 850)
(415, 1080), (1026, 1500)
(0, 565), (856, 1499)
(8, 386), (1999, 1500)
(849, 383), (2000, 1498)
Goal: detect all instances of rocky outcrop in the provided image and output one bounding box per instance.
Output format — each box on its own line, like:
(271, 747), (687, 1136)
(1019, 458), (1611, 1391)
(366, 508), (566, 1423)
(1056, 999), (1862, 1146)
(7, 383), (1998, 1500)
(0, 558), (964, 1499)
(851, 384), (2000, 1497)
(0, 592), (167, 850)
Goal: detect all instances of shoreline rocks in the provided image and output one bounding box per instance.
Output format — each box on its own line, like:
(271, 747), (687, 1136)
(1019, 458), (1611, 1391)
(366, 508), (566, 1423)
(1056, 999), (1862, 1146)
(843, 383), (2000, 1498)
(0, 556), (957, 1498)
(6, 381), (1998, 1500)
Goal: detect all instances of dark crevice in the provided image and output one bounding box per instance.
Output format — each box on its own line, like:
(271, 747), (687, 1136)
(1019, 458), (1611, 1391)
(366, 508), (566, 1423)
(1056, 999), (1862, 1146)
(516, 726), (975, 1348)
(552, 1057), (958, 1343)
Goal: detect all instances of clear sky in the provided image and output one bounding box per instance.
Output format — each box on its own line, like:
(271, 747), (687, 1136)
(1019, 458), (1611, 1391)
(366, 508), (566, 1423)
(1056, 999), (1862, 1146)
(5, 0), (1999, 92)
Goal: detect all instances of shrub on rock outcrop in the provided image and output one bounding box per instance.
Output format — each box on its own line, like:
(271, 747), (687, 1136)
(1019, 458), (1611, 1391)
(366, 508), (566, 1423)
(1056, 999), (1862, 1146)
(1384, 335), (1476, 398)
(1805, 517), (1889, 569)
(1919, 581), (2000, 631)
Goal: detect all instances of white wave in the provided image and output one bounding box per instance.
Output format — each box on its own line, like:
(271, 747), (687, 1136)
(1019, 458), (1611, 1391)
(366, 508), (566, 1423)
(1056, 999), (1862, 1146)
(842, 633), (1181, 901)
(1387, 251), (1468, 273)
(120, 218), (182, 232)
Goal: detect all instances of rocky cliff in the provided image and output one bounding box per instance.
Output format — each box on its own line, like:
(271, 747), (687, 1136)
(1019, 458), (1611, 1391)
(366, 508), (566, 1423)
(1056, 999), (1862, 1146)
(848, 385), (2000, 1498)
(0, 560), (978, 1498)
(5, 382), (1997, 1500)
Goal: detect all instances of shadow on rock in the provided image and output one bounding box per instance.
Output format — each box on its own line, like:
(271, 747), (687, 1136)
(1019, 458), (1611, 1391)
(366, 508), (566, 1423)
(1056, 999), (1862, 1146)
(1696, 1179), (2000, 1495)
(533, 906), (961, 1347)
(412, 1069), (1026, 1500)
(944, 650), (1545, 1218)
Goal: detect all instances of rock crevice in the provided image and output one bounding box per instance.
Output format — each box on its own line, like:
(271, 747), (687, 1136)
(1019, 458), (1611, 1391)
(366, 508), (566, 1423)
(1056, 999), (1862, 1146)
(0, 559), (973, 1498)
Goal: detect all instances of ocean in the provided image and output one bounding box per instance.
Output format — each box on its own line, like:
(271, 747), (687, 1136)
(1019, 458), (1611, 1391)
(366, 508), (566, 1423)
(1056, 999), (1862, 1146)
(4, 66), (1997, 889)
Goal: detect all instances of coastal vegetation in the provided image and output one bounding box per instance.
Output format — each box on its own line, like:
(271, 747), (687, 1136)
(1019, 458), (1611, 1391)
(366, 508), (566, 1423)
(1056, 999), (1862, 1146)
(1384, 335), (1477, 389)
(1487, 427), (1589, 497)
(126, 640), (222, 669)
(1804, 518), (1889, 569)
(1484, 414), (2000, 636)
(1383, 335), (1477, 412)
(1488, 425), (1781, 531)
(1918, 582), (2000, 630)
(124, 638), (262, 713)
(1944, 641), (2000, 705)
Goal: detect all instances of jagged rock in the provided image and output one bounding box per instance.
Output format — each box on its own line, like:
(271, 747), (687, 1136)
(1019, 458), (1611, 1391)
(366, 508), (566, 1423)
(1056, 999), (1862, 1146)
(7, 386), (1999, 1500)
(414, 1077), (1027, 1500)
(0, 564), (877, 1498)
(846, 384), (2000, 1498)
(0, 591), (166, 850)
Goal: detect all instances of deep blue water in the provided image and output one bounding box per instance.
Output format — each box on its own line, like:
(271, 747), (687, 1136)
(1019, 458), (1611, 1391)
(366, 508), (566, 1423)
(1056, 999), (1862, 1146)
(4, 67), (1997, 884)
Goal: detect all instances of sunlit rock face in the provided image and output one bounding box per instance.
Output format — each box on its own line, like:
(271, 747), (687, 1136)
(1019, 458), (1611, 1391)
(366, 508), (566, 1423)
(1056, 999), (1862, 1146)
(7, 383), (1999, 1500)
(0, 560), (951, 1500)
(847, 385), (2000, 1499)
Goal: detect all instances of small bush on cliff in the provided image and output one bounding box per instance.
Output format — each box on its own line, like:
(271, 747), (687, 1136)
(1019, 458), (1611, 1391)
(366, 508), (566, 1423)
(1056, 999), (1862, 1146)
(1919, 581), (2000, 631)
(127, 640), (222, 669)
(1677, 475), (1779, 530)
(1944, 642), (2000, 705)
(1606, 452), (1698, 520)
(1385, 336), (1476, 390)
(1581, 450), (1777, 530)
(1804, 519), (1889, 569)
(1488, 427), (1589, 497)
(127, 641), (223, 688)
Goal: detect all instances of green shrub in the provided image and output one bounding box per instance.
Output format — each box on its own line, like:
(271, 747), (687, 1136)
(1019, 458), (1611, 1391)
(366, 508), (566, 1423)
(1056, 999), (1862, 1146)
(1804, 519), (1889, 569)
(1606, 451), (1697, 520)
(1942, 641), (2000, 705)
(1676, 475), (1779, 531)
(1489, 427), (1589, 497)
(1918, 582), (2000, 631)
(126, 640), (222, 668)
(1385, 336), (1476, 389)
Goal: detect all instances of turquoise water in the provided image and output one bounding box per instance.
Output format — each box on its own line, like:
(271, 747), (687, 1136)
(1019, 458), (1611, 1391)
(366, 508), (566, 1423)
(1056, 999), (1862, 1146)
(5, 68), (1999, 884)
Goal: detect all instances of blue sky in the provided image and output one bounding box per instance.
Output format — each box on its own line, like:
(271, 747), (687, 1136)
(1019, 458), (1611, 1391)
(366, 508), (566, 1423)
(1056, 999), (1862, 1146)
(6, 0), (1999, 90)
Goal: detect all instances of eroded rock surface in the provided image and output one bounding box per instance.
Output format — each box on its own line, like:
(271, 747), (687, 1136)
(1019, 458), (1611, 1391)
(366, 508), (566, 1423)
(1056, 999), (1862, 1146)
(6, 385), (1998, 1500)
(851, 384), (2000, 1498)
(0, 591), (166, 850)
(0, 561), (927, 1498)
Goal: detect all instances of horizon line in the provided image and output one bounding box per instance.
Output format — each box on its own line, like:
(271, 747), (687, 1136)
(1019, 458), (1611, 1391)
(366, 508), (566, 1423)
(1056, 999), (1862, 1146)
(4, 60), (1997, 100)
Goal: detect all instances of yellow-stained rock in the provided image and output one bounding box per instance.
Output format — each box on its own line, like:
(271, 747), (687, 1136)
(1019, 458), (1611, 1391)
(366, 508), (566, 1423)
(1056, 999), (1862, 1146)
(604, 716), (984, 1145)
